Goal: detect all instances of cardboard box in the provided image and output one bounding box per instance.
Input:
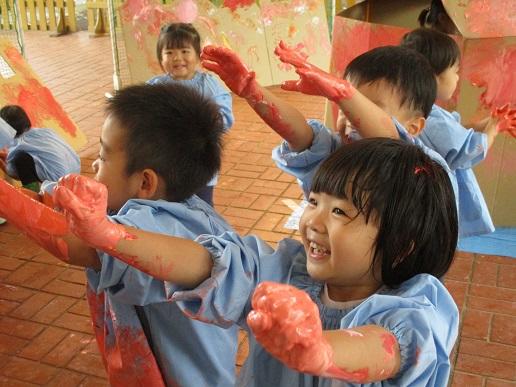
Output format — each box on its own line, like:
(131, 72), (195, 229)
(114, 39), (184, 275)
(327, 0), (516, 227)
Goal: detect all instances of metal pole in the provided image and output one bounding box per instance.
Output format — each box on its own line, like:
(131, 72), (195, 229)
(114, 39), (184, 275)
(107, 0), (122, 90)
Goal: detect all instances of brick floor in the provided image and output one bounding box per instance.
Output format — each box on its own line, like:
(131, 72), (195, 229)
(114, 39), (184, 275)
(0, 31), (514, 386)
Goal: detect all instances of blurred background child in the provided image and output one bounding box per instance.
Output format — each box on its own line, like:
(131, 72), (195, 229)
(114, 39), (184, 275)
(0, 105), (80, 193)
(147, 22), (234, 206)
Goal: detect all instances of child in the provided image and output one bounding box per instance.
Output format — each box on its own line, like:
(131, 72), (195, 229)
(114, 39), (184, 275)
(0, 105), (80, 192)
(147, 22), (234, 206)
(0, 84), (238, 386)
(418, 0), (459, 35)
(51, 137), (460, 386)
(0, 116), (15, 149)
(199, 43), (460, 213)
(400, 27), (513, 236)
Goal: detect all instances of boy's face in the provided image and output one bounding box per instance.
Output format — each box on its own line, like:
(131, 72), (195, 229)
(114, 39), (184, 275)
(436, 62), (459, 102)
(299, 192), (381, 302)
(92, 114), (142, 213)
(353, 79), (425, 136)
(161, 44), (200, 81)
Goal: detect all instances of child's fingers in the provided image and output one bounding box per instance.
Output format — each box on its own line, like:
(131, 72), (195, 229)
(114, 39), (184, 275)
(201, 60), (224, 75)
(281, 80), (301, 92)
(247, 310), (272, 333)
(53, 185), (88, 221)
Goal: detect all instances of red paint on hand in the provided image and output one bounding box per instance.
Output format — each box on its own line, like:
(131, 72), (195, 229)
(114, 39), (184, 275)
(201, 45), (263, 104)
(53, 174), (134, 253)
(247, 282), (333, 375)
(492, 104), (516, 138)
(0, 179), (69, 260)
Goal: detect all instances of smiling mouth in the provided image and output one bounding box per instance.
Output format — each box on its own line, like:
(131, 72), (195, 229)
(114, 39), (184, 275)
(309, 241), (330, 259)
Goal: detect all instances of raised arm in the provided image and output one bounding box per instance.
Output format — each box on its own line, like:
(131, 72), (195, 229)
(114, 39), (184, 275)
(247, 282), (400, 383)
(0, 179), (99, 268)
(53, 174), (212, 287)
(201, 45), (314, 151)
(275, 41), (398, 139)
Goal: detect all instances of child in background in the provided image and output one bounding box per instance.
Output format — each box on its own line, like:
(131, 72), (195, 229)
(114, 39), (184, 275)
(0, 116), (15, 149)
(400, 27), (513, 236)
(418, 0), (459, 35)
(0, 84), (238, 386)
(147, 22), (234, 206)
(51, 138), (460, 386)
(0, 105), (80, 192)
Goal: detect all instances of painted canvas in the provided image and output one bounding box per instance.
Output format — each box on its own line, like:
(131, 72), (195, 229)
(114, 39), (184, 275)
(0, 38), (86, 150)
(117, 0), (331, 86)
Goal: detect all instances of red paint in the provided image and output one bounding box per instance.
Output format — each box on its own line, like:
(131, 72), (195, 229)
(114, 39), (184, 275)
(0, 179), (69, 260)
(381, 332), (397, 359)
(324, 364), (369, 383)
(223, 0), (254, 12)
(463, 0), (516, 38)
(247, 282), (334, 375)
(492, 104), (516, 138)
(86, 288), (167, 386)
(53, 174), (135, 252)
(275, 41), (355, 102)
(460, 40), (516, 110)
(2, 47), (78, 137)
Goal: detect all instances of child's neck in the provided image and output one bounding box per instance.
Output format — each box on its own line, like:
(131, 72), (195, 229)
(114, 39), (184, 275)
(326, 282), (381, 303)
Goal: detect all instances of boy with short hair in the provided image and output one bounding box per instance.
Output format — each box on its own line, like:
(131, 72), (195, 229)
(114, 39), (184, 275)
(0, 83), (237, 386)
(200, 43), (458, 203)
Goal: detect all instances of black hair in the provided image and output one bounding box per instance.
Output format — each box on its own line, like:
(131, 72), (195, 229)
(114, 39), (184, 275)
(156, 23), (201, 64)
(311, 138), (458, 287)
(106, 83), (224, 202)
(401, 28), (460, 75)
(0, 105), (31, 136)
(418, 0), (458, 34)
(344, 46), (436, 118)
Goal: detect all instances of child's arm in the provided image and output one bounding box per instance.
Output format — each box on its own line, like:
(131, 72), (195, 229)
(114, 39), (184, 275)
(53, 174), (212, 288)
(0, 178), (100, 268)
(201, 45), (314, 151)
(274, 41), (398, 140)
(247, 282), (400, 383)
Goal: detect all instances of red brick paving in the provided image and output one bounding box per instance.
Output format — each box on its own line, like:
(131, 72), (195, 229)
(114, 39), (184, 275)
(0, 31), (514, 386)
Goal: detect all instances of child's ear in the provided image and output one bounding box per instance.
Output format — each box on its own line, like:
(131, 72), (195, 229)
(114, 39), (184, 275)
(137, 169), (162, 200)
(406, 117), (426, 137)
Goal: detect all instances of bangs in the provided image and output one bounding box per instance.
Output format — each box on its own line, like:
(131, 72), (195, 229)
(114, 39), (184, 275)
(162, 33), (195, 50)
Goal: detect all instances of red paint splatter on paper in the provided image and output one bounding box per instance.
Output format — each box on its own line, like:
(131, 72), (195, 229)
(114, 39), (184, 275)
(460, 40), (516, 109)
(223, 0), (254, 13)
(1, 46), (78, 137)
(463, 0), (516, 38)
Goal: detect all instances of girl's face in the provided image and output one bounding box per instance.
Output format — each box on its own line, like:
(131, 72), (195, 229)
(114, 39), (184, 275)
(436, 61), (460, 101)
(299, 192), (382, 302)
(161, 43), (200, 81)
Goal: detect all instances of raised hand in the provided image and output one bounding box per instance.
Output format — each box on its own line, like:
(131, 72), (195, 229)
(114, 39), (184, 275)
(0, 179), (69, 260)
(247, 282), (333, 375)
(492, 104), (516, 138)
(274, 40), (310, 69)
(53, 174), (133, 252)
(201, 45), (262, 103)
(281, 66), (355, 102)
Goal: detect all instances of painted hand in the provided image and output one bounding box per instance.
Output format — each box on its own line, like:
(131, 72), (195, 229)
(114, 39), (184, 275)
(53, 174), (131, 252)
(247, 282), (333, 375)
(274, 40), (310, 69)
(0, 179), (69, 260)
(492, 104), (516, 138)
(281, 66), (355, 102)
(201, 45), (262, 102)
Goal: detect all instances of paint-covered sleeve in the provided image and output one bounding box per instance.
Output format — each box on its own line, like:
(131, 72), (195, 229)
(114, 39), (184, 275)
(272, 120), (341, 198)
(202, 73), (234, 130)
(340, 274), (459, 386)
(171, 233), (304, 328)
(420, 107), (488, 170)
